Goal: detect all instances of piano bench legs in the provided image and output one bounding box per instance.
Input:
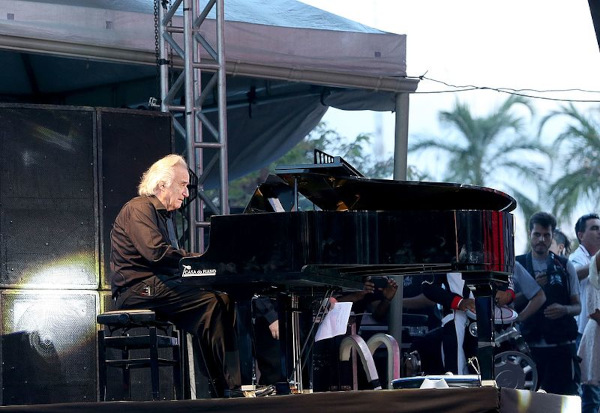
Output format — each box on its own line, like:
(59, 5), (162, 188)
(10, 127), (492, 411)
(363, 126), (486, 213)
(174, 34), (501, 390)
(97, 309), (183, 401)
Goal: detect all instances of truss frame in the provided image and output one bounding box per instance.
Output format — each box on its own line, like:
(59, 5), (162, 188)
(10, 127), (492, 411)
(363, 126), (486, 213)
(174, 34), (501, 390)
(157, 0), (228, 252)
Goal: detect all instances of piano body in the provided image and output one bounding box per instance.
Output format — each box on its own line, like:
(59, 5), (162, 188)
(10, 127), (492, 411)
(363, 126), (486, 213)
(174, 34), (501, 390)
(180, 150), (516, 385)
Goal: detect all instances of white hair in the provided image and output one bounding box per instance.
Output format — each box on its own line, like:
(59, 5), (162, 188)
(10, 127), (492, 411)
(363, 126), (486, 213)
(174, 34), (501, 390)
(138, 154), (188, 196)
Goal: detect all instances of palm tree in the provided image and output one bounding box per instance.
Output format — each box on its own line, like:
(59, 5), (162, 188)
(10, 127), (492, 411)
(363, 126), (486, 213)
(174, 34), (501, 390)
(539, 103), (600, 221)
(409, 95), (549, 190)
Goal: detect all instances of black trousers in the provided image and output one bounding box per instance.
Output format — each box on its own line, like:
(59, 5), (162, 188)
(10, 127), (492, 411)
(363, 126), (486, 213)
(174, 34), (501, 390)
(115, 275), (241, 394)
(441, 319), (477, 375)
(530, 343), (580, 395)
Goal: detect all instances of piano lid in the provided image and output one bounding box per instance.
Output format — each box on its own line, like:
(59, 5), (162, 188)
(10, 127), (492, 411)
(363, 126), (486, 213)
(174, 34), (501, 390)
(276, 173), (517, 212)
(245, 149), (517, 213)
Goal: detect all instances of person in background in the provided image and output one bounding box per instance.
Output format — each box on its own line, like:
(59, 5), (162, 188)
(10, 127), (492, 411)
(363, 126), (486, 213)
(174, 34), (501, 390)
(517, 212), (580, 396)
(254, 278), (398, 389)
(402, 274), (444, 375)
(576, 215), (600, 413)
(421, 271), (516, 375)
(550, 228), (572, 257)
(569, 214), (600, 348)
(511, 261), (547, 324)
(578, 252), (600, 413)
(110, 154), (242, 398)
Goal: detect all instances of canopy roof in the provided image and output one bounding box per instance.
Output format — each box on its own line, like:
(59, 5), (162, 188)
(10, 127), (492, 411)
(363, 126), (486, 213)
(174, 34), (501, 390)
(0, 0), (418, 182)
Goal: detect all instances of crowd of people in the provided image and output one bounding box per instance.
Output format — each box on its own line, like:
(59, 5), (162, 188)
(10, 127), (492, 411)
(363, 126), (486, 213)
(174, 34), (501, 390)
(404, 211), (600, 412)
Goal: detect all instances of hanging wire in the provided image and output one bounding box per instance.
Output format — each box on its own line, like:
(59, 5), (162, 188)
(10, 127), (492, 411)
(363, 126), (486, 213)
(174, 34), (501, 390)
(404, 73), (600, 103)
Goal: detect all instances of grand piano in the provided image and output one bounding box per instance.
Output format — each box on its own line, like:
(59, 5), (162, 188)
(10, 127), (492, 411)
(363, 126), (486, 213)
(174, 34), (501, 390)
(180, 150), (516, 386)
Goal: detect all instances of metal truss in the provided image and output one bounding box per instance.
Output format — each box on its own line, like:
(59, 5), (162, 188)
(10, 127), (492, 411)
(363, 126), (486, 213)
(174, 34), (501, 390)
(156, 0), (228, 252)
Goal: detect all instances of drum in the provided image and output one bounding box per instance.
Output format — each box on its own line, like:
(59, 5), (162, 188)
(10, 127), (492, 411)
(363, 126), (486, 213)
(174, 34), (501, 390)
(466, 306), (518, 337)
(466, 305), (518, 324)
(493, 306), (518, 325)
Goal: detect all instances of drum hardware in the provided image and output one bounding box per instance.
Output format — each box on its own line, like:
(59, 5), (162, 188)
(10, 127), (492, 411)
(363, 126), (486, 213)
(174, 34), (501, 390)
(463, 306), (537, 390)
(494, 351), (537, 391)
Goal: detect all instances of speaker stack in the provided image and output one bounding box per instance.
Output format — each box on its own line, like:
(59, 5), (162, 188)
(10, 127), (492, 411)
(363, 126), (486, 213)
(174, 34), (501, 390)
(0, 104), (173, 405)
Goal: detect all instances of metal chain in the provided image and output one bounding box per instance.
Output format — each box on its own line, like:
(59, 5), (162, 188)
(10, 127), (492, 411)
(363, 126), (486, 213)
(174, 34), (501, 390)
(152, 0), (160, 107)
(150, 0), (172, 108)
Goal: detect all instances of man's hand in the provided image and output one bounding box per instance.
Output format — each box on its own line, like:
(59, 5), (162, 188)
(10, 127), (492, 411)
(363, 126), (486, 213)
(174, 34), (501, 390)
(495, 290), (513, 307)
(363, 280), (375, 294)
(381, 278), (398, 301)
(535, 273), (548, 287)
(543, 303), (568, 320)
(590, 309), (600, 324)
(458, 298), (476, 313)
(268, 320), (279, 340)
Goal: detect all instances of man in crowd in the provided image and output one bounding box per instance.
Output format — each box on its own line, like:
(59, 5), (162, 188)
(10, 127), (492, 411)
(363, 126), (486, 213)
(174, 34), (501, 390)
(579, 250), (600, 413)
(421, 262), (543, 376)
(569, 213), (600, 346)
(570, 213), (600, 411)
(110, 154), (241, 398)
(517, 212), (580, 395)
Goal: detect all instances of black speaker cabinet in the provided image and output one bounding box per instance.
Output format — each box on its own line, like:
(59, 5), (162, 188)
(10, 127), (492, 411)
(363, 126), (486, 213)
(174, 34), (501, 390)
(0, 104), (175, 406)
(0, 105), (174, 290)
(0, 104), (98, 289)
(0, 290), (98, 405)
(98, 108), (173, 288)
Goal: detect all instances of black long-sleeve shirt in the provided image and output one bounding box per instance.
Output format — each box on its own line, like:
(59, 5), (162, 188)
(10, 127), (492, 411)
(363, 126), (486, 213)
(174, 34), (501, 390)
(110, 195), (195, 294)
(422, 273), (471, 317)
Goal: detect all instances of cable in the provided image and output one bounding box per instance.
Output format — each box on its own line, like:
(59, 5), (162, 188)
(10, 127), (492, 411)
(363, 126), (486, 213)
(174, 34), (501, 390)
(404, 74), (600, 103)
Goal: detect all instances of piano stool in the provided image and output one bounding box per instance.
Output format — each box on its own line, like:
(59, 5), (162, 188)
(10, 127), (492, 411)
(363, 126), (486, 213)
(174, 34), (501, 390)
(97, 309), (183, 401)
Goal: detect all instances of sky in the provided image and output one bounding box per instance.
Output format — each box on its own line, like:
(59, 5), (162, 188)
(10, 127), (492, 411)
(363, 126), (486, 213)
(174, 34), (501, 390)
(300, 0), (600, 252)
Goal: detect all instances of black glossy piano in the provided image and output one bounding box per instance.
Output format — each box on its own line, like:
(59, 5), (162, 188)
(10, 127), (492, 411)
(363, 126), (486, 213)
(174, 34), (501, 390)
(180, 150), (516, 384)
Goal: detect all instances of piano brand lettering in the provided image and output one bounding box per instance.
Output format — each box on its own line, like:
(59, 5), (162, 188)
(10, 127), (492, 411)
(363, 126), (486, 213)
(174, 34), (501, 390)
(181, 264), (216, 276)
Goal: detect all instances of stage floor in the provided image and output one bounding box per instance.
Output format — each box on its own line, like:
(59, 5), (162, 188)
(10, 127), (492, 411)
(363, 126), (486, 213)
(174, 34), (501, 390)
(0, 387), (580, 413)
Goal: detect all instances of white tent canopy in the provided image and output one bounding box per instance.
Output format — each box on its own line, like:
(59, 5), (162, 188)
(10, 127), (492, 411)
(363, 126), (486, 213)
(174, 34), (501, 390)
(0, 0), (418, 182)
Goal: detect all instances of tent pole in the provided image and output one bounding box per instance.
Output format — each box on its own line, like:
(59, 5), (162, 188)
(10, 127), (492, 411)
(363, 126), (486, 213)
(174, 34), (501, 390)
(216, 0), (229, 215)
(392, 92), (409, 180)
(389, 91), (410, 354)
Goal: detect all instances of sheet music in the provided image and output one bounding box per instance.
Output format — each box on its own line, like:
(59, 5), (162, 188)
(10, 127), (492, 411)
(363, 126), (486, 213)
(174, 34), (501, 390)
(314, 302), (352, 342)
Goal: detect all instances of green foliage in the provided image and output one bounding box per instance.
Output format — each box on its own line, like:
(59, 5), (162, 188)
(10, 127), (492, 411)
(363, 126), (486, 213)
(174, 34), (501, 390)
(228, 121), (417, 209)
(410, 95), (549, 188)
(539, 103), (600, 221)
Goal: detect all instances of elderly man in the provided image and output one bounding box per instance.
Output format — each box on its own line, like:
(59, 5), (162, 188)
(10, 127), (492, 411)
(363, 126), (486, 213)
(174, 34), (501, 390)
(110, 154), (241, 398)
(517, 212), (580, 396)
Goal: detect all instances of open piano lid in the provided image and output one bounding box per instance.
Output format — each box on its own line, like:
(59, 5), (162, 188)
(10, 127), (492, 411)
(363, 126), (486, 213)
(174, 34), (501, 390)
(246, 149), (517, 213)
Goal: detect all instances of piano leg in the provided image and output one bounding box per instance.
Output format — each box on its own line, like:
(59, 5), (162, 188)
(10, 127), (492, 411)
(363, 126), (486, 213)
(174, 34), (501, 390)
(278, 292), (309, 393)
(236, 298), (256, 387)
(277, 293), (297, 393)
(473, 285), (495, 381)
(277, 292), (331, 393)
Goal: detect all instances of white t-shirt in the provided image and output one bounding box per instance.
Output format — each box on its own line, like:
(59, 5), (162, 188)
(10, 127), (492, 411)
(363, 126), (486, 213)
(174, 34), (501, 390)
(569, 244), (591, 335)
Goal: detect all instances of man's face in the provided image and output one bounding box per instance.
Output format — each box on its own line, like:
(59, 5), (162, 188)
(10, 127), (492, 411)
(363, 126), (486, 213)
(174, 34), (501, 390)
(579, 218), (600, 253)
(160, 165), (190, 211)
(530, 223), (552, 257)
